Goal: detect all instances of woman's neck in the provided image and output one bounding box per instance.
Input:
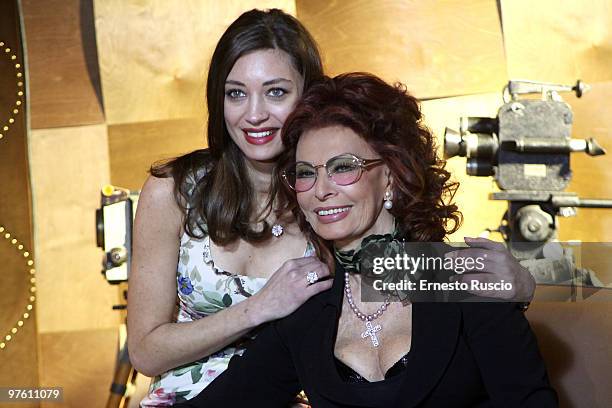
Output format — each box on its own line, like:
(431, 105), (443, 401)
(243, 157), (278, 219)
(334, 212), (395, 252)
(244, 157), (275, 195)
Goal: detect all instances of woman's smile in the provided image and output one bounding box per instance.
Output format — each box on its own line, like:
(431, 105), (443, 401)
(314, 205), (353, 223)
(242, 127), (279, 145)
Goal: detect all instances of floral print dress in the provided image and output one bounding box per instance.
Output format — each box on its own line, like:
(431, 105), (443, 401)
(140, 232), (314, 406)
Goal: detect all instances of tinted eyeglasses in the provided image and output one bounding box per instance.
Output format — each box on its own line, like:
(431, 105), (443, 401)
(282, 153), (383, 193)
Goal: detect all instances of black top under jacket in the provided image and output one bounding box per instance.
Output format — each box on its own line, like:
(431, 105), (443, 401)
(174, 261), (558, 408)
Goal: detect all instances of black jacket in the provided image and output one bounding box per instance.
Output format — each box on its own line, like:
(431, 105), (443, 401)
(175, 262), (558, 407)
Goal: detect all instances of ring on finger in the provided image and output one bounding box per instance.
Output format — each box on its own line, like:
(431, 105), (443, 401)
(306, 271), (319, 284)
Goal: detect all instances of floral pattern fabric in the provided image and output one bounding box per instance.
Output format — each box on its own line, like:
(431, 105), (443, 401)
(140, 232), (314, 406)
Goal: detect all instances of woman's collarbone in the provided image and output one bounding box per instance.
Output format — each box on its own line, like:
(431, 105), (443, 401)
(209, 235), (308, 278)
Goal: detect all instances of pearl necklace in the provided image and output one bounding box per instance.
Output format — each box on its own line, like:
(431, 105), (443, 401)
(344, 272), (391, 347)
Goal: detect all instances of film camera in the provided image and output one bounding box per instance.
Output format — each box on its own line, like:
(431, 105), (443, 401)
(444, 80), (612, 288)
(95, 185), (139, 284)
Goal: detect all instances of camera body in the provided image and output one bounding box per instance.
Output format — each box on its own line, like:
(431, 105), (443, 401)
(497, 99), (572, 191)
(95, 186), (139, 284)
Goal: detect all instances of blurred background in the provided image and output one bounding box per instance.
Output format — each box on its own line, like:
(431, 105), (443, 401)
(0, 0), (611, 406)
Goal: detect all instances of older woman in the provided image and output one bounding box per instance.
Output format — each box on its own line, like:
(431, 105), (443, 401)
(174, 73), (557, 407)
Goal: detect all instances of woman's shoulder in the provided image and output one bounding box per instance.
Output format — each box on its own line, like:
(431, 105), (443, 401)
(149, 149), (214, 204)
(133, 175), (184, 243)
(414, 301), (526, 333)
(273, 285), (331, 341)
(139, 174), (181, 216)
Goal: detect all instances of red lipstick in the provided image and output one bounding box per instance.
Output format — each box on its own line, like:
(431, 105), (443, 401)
(242, 128), (278, 145)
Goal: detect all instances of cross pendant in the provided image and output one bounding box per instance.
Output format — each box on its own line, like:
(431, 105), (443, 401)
(361, 320), (382, 347)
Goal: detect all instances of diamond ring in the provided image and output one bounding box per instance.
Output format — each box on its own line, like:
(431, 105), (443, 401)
(306, 271), (319, 284)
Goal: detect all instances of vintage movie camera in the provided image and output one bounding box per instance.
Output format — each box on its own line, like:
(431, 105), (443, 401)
(95, 185), (139, 284)
(444, 80), (612, 289)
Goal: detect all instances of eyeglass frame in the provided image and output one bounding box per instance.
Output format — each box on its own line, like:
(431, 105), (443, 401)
(281, 153), (384, 192)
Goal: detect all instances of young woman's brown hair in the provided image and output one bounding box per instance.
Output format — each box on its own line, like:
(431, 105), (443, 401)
(152, 9), (324, 245)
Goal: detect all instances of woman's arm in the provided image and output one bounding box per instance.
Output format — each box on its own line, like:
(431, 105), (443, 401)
(127, 175), (332, 377)
(461, 302), (558, 407)
(127, 175), (260, 376)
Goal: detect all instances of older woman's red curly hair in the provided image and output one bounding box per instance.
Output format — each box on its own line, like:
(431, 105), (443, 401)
(274, 72), (462, 270)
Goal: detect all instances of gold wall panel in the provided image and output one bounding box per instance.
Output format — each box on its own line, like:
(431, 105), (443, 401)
(94, 0), (296, 125)
(29, 124), (119, 333)
(0, 0), (39, 398)
(22, 0), (105, 129)
(0, 224), (38, 396)
(420, 93), (507, 241)
(501, 0), (612, 84)
(39, 328), (117, 407)
(0, 322), (38, 408)
(296, 0), (507, 99)
(108, 118), (206, 191)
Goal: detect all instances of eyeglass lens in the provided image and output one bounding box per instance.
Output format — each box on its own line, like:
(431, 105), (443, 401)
(292, 156), (362, 192)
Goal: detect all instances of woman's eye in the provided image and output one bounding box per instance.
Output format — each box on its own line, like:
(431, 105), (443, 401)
(296, 168), (315, 178)
(226, 89), (246, 99)
(331, 161), (357, 173)
(267, 88), (288, 98)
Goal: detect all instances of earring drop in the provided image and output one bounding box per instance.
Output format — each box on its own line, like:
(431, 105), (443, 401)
(384, 191), (393, 210)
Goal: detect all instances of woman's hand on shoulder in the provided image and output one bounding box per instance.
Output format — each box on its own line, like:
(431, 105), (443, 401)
(447, 237), (535, 302)
(249, 257), (333, 325)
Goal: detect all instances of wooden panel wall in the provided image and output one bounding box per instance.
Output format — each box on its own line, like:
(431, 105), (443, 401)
(38, 328), (117, 408)
(0, 1), (39, 407)
(29, 124), (117, 334)
(297, 0), (508, 99)
(502, 0), (612, 84)
(23, 0), (104, 129)
(107, 118), (204, 191)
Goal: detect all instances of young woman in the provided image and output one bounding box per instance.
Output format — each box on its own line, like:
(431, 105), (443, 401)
(175, 72), (557, 408)
(127, 9), (331, 406)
